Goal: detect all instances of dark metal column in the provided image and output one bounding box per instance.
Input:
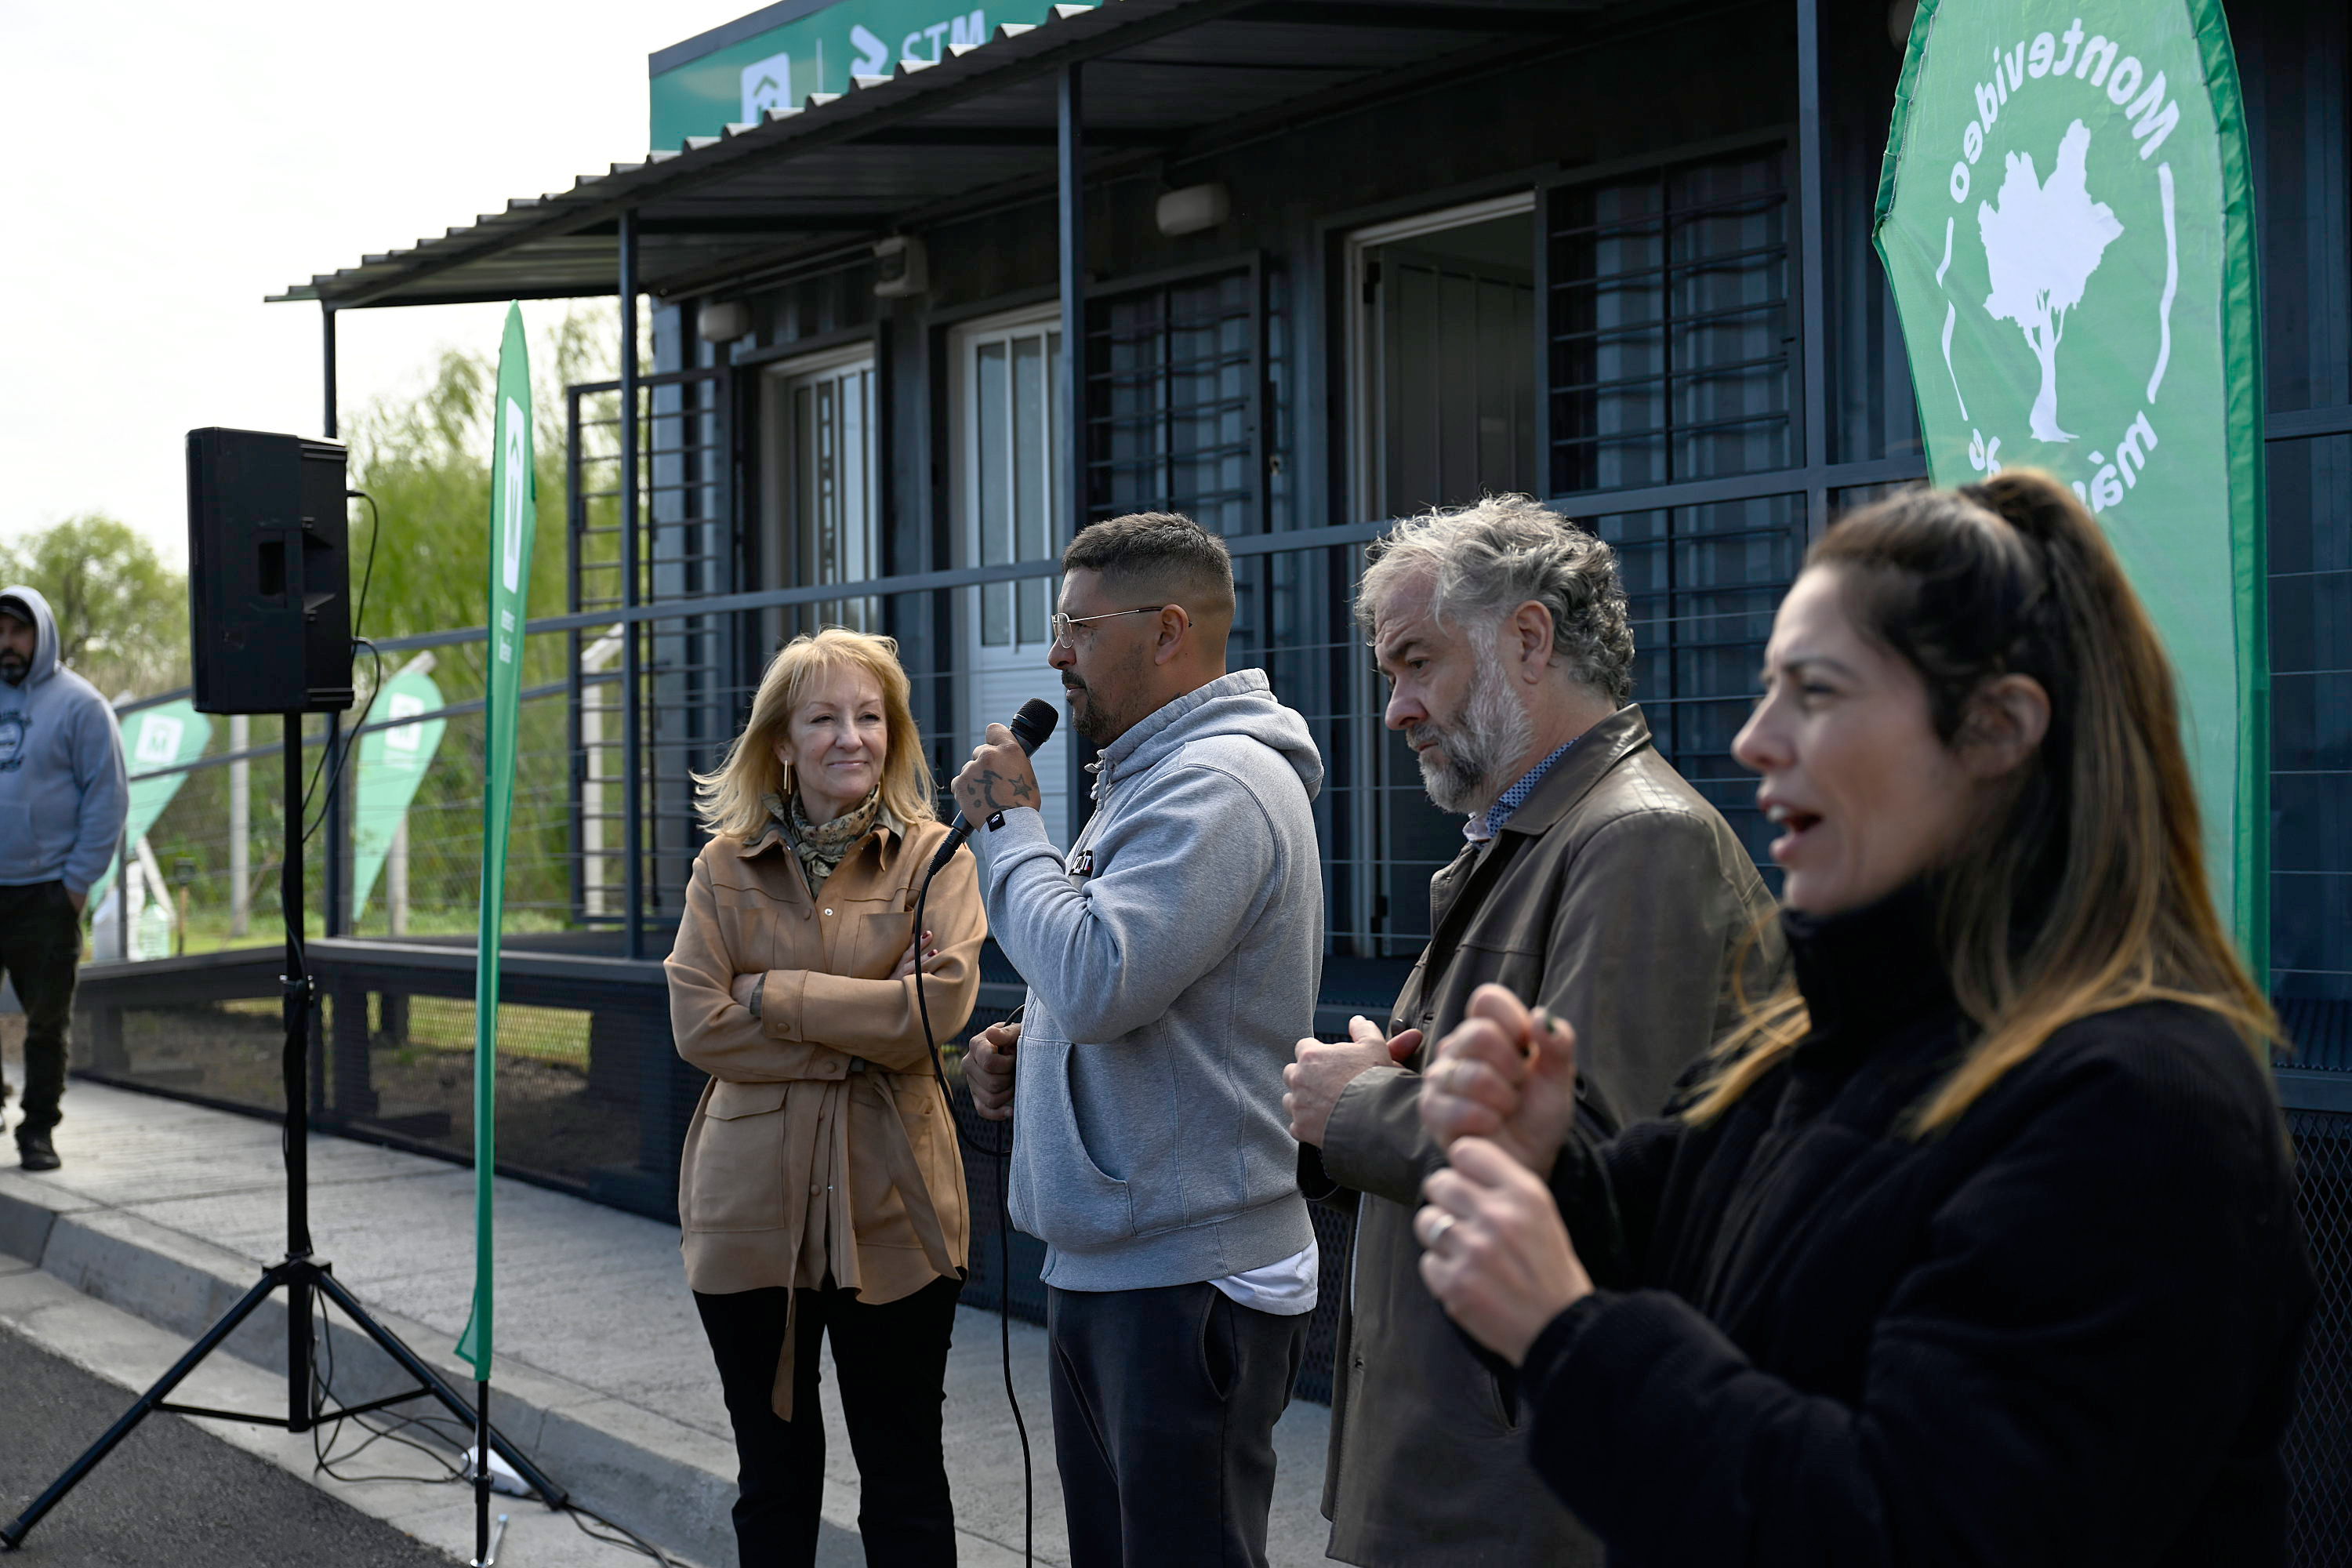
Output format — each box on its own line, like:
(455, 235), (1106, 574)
(1795, 0), (1831, 538)
(1058, 63), (1087, 539)
(278, 714), (322, 1430)
(320, 303), (347, 947)
(321, 305), (339, 440)
(619, 210), (646, 960)
(324, 713), (345, 941)
(281, 720), (314, 1271)
(1058, 63), (1092, 826)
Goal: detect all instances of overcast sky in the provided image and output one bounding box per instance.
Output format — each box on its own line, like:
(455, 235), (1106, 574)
(0, 0), (753, 566)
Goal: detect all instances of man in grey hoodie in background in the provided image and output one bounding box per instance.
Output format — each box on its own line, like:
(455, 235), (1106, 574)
(955, 513), (1323, 1568)
(0, 586), (128, 1172)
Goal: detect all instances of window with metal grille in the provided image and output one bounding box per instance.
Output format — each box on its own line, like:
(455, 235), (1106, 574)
(564, 368), (733, 927)
(1084, 267), (1262, 537)
(1588, 492), (1804, 877)
(2266, 435), (2352, 1033)
(1548, 146), (1793, 494)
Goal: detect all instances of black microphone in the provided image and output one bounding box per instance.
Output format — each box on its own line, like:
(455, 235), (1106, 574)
(927, 698), (1059, 877)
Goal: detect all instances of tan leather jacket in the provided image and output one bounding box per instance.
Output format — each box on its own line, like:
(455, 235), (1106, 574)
(666, 814), (985, 1414)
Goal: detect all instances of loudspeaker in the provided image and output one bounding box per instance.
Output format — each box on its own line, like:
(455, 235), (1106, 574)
(187, 428), (356, 715)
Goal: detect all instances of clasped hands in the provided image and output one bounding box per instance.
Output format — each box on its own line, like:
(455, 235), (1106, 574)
(1414, 983), (1597, 1365)
(948, 982), (1605, 1364)
(1283, 1016), (1422, 1148)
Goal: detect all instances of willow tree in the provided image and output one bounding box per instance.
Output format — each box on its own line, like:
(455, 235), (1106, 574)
(343, 304), (620, 933)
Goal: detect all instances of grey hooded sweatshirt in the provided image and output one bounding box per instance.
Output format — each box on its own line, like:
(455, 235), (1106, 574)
(0, 586), (126, 897)
(977, 668), (1324, 1291)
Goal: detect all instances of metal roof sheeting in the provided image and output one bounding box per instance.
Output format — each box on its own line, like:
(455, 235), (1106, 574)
(273, 0), (1617, 310)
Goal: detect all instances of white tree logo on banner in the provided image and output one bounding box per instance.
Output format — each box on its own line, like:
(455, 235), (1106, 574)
(1977, 120), (2125, 442)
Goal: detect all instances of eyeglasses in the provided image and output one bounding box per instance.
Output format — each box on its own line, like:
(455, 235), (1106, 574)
(1048, 605), (1170, 648)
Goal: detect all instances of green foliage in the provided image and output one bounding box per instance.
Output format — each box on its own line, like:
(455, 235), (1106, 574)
(348, 304), (615, 662)
(333, 304), (621, 929)
(0, 514), (188, 699)
(64, 304), (626, 950)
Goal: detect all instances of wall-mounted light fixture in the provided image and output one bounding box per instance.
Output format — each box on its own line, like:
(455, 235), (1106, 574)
(698, 300), (753, 343)
(873, 235), (929, 299)
(1155, 183), (1231, 238)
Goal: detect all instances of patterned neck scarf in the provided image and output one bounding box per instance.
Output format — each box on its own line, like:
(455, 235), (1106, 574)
(768, 786), (885, 895)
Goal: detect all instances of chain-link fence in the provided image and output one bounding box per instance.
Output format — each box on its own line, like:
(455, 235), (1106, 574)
(2288, 1109), (2352, 1567)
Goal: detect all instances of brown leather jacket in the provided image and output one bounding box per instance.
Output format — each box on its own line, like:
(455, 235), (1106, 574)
(1308, 706), (1782, 1567)
(666, 813), (985, 1416)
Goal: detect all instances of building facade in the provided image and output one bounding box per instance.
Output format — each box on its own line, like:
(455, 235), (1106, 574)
(249, 0), (2352, 1546)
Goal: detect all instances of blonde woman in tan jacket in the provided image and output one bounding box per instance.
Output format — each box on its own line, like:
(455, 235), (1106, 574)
(666, 628), (985, 1567)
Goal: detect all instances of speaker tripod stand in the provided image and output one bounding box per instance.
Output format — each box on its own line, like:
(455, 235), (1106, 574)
(2, 719), (565, 1552)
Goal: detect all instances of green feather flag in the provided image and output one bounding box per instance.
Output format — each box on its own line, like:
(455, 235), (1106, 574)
(456, 303), (538, 1379)
(1872, 0), (2267, 970)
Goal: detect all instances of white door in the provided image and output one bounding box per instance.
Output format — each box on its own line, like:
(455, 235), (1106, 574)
(763, 347), (877, 635)
(955, 307), (1069, 848)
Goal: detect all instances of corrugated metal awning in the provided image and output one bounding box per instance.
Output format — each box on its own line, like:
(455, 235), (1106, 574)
(271, 0), (1627, 310)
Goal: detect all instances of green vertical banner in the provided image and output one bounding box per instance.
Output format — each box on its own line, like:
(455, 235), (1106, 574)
(350, 665), (448, 926)
(456, 305), (538, 1379)
(89, 699), (212, 909)
(1874, 0), (2267, 975)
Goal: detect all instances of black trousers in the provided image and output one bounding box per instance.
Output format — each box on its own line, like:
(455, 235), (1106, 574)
(0, 881), (77, 1139)
(695, 1276), (963, 1568)
(1047, 1282), (1305, 1568)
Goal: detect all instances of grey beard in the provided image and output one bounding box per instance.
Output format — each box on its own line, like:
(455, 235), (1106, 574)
(1414, 646), (1534, 815)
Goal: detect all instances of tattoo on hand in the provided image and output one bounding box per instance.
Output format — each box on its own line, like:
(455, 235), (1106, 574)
(975, 768), (1032, 812)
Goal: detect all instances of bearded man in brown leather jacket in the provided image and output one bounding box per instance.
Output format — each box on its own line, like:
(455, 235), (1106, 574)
(1283, 495), (1780, 1567)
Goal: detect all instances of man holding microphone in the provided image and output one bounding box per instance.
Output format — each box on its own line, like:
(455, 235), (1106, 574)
(956, 512), (1324, 1568)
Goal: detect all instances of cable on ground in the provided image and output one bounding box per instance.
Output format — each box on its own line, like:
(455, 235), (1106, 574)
(304, 1289), (677, 1563)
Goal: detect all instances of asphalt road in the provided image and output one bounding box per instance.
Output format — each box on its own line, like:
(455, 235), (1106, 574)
(0, 1322), (460, 1566)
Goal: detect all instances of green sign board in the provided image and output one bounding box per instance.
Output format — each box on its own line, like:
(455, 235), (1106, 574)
(89, 699), (212, 910)
(1875, 0), (2266, 969)
(649, 1), (1063, 150)
(350, 666), (448, 926)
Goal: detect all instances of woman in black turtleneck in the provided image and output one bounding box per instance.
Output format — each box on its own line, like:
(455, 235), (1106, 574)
(1410, 472), (2311, 1566)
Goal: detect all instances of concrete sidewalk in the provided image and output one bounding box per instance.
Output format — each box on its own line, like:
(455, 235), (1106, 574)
(0, 1074), (1336, 1566)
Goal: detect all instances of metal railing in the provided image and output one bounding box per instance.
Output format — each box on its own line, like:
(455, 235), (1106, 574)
(69, 528), (2352, 1458)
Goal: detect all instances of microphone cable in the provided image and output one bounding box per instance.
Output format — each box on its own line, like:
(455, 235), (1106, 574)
(913, 840), (1033, 1568)
(906, 697), (1054, 1566)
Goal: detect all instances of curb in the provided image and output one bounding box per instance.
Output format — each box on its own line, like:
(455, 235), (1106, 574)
(0, 1174), (739, 1567)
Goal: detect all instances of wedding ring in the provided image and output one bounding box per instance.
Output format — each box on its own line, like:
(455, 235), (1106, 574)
(1426, 1212), (1457, 1249)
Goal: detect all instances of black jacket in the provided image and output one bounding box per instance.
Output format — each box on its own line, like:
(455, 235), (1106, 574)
(1524, 884), (2312, 1567)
